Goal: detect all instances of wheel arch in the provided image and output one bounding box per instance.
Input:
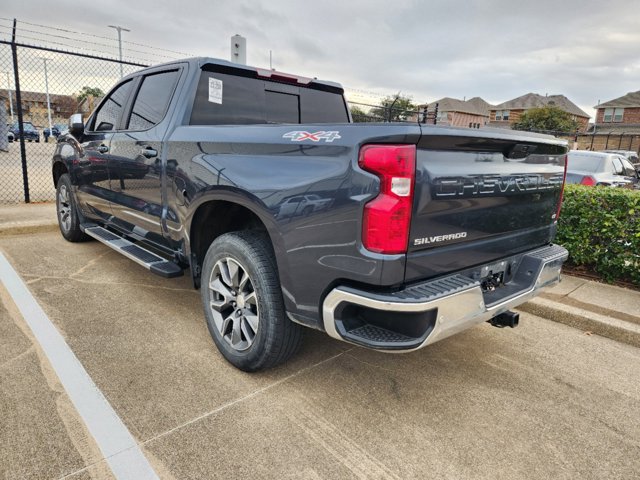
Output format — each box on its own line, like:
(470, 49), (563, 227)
(52, 159), (68, 187)
(186, 192), (290, 292)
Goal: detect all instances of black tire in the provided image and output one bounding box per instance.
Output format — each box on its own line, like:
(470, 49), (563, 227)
(201, 231), (302, 371)
(36, 138), (40, 143)
(56, 174), (89, 242)
(301, 205), (313, 216)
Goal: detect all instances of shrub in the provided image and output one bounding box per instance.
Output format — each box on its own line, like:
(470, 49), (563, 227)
(556, 185), (640, 285)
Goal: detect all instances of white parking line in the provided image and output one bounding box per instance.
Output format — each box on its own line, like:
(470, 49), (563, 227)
(0, 252), (160, 480)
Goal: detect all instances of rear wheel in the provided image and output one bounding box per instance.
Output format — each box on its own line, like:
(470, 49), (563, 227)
(56, 174), (89, 242)
(201, 231), (302, 371)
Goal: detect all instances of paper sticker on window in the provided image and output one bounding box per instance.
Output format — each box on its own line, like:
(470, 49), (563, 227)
(208, 77), (223, 104)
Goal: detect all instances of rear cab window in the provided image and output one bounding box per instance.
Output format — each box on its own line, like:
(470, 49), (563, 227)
(190, 66), (349, 125)
(568, 154), (602, 173)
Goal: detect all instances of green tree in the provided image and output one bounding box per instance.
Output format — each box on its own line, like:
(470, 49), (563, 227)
(76, 86), (105, 102)
(370, 94), (417, 122)
(350, 105), (375, 122)
(512, 105), (580, 133)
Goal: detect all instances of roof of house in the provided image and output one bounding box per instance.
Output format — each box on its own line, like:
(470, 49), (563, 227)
(466, 97), (492, 116)
(420, 97), (491, 116)
(589, 123), (640, 135)
(492, 93), (589, 118)
(595, 90), (640, 109)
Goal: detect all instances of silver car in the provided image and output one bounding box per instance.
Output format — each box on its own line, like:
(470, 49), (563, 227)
(566, 150), (639, 188)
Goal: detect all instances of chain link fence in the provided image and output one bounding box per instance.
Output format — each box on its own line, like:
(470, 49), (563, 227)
(1, 19), (637, 204)
(0, 19), (147, 203)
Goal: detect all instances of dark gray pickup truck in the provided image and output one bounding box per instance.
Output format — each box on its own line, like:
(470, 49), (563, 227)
(52, 57), (569, 371)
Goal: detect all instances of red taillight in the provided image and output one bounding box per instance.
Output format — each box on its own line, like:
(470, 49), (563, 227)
(555, 154), (568, 221)
(580, 175), (596, 186)
(359, 144), (416, 254)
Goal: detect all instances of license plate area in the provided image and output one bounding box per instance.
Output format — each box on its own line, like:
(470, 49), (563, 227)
(479, 260), (508, 292)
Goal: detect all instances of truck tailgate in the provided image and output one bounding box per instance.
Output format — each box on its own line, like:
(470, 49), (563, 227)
(405, 129), (567, 282)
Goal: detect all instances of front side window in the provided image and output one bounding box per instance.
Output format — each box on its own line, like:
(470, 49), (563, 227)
(92, 80), (133, 131)
(620, 157), (637, 176)
(128, 70), (180, 130)
(611, 156), (624, 175)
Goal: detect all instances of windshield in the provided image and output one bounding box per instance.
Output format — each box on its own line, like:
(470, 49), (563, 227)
(13, 122), (36, 131)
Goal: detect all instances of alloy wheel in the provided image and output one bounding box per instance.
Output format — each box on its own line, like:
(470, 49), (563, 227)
(208, 257), (259, 351)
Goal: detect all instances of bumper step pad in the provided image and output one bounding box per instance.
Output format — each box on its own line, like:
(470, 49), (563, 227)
(83, 225), (183, 278)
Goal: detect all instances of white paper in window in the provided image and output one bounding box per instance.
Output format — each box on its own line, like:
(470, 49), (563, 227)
(208, 77), (223, 104)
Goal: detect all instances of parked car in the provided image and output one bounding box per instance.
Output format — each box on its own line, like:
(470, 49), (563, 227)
(566, 150), (639, 187)
(44, 123), (68, 139)
(602, 149), (640, 170)
(52, 57), (569, 371)
(9, 121), (40, 142)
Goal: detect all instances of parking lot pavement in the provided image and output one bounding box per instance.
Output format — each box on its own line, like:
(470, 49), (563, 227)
(1, 231), (639, 480)
(0, 142), (57, 203)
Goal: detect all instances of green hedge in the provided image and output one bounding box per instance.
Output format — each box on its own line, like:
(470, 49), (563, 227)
(556, 185), (640, 285)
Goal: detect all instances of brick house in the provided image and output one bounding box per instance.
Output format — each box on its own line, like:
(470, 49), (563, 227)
(417, 97), (493, 128)
(489, 93), (590, 132)
(593, 90), (640, 133)
(0, 89), (77, 127)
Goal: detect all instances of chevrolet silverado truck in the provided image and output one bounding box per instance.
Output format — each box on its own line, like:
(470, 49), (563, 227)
(52, 57), (569, 371)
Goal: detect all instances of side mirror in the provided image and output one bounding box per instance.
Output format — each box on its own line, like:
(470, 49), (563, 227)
(68, 113), (84, 136)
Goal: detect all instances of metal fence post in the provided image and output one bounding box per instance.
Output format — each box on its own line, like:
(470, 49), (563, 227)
(10, 18), (29, 203)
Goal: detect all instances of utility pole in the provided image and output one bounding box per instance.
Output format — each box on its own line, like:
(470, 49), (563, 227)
(108, 24), (130, 77)
(3, 71), (14, 122)
(38, 57), (53, 140)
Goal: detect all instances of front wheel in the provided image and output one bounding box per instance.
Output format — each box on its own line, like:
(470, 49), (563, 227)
(56, 173), (89, 242)
(201, 231), (302, 371)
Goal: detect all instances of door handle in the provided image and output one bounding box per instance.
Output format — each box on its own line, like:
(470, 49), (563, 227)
(97, 144), (109, 153)
(141, 147), (158, 158)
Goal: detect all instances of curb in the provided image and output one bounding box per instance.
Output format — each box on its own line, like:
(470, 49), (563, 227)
(518, 297), (640, 348)
(0, 222), (59, 237)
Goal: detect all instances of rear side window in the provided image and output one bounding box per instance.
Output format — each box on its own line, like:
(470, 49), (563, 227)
(190, 71), (348, 125)
(128, 70), (179, 130)
(92, 80), (133, 131)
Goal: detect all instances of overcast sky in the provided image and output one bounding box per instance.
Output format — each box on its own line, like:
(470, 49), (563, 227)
(4, 0), (640, 120)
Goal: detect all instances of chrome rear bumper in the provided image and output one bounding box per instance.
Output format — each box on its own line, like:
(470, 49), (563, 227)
(322, 244), (568, 352)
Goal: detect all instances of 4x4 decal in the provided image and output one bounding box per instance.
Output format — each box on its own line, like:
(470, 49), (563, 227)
(283, 131), (341, 143)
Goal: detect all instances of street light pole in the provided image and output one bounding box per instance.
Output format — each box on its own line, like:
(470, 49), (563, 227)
(3, 71), (14, 122)
(107, 25), (130, 77)
(38, 57), (53, 141)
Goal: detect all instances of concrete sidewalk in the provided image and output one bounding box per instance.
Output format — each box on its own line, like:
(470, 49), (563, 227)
(518, 275), (640, 348)
(0, 202), (57, 236)
(0, 202), (638, 347)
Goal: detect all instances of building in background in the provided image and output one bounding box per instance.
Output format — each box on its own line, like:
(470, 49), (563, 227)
(417, 97), (493, 128)
(0, 89), (77, 127)
(489, 93), (590, 132)
(592, 90), (640, 134)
